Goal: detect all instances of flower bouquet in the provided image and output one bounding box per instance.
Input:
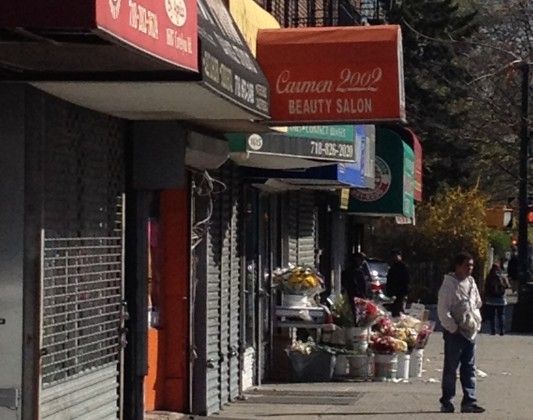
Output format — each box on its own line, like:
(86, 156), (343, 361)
(353, 298), (384, 328)
(373, 316), (395, 335)
(414, 321), (435, 349)
(369, 316), (411, 354)
(287, 339), (316, 355)
(273, 265), (325, 297)
(369, 333), (408, 354)
(393, 326), (418, 352)
(331, 294), (355, 327)
(391, 314), (436, 352)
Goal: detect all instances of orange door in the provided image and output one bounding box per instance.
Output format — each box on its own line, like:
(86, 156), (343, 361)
(145, 188), (189, 412)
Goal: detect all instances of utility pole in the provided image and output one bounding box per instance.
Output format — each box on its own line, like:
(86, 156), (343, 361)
(517, 61), (530, 288)
(513, 61), (531, 332)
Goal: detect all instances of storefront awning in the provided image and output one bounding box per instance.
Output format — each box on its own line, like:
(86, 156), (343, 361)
(229, 0), (281, 56)
(0, 0), (270, 132)
(0, 0), (198, 74)
(348, 127), (414, 218)
(388, 126), (423, 201)
(243, 163), (367, 191)
(227, 124), (375, 176)
(256, 25), (405, 124)
(197, 0), (270, 119)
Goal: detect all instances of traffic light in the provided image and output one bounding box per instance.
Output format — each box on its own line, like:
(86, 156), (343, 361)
(528, 206), (533, 224)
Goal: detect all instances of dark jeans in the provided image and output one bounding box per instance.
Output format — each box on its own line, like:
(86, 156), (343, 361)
(390, 295), (406, 317)
(440, 330), (477, 407)
(485, 304), (505, 335)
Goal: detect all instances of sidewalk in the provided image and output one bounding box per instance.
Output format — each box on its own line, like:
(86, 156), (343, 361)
(201, 328), (533, 420)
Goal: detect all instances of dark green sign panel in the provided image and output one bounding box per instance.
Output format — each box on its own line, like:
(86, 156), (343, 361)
(226, 128), (357, 162)
(348, 127), (414, 217)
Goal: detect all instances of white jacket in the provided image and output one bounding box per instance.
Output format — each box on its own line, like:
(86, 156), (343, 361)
(437, 273), (482, 340)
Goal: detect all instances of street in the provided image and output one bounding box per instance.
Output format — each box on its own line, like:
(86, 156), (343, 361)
(203, 328), (533, 420)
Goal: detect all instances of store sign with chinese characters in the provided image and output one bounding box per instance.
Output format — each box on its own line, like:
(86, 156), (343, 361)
(95, 0), (198, 72)
(198, 0), (270, 117)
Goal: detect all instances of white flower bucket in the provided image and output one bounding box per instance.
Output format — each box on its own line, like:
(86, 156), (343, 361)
(397, 353), (410, 380)
(373, 353), (398, 382)
(282, 293), (309, 307)
(409, 349), (424, 378)
(334, 355), (349, 378)
(345, 327), (369, 352)
(347, 354), (372, 380)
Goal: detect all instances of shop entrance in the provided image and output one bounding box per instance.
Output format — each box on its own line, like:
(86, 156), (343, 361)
(242, 188), (277, 386)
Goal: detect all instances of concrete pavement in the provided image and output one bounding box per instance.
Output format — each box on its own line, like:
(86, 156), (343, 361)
(202, 330), (533, 420)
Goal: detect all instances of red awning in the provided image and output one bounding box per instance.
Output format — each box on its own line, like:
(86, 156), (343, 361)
(0, 0), (198, 74)
(257, 25), (405, 125)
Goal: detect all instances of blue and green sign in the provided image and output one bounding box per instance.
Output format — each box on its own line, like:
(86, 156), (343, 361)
(286, 125), (355, 143)
(226, 124), (358, 163)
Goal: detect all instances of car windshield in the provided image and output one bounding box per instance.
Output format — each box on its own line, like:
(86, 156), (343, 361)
(368, 261), (389, 276)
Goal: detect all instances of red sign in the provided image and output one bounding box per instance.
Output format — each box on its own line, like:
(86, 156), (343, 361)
(96, 0), (198, 72)
(257, 25), (405, 124)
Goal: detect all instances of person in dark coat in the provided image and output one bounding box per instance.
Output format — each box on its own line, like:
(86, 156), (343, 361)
(507, 248), (518, 292)
(386, 250), (410, 317)
(342, 253), (368, 318)
(354, 251), (372, 297)
(483, 263), (510, 335)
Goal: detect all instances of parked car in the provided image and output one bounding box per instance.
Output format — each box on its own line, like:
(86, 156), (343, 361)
(367, 258), (390, 286)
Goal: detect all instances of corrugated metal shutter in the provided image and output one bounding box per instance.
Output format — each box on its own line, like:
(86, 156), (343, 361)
(288, 191), (317, 267)
(196, 164), (241, 415)
(206, 195), (222, 415)
(36, 95), (125, 420)
(227, 171), (240, 401)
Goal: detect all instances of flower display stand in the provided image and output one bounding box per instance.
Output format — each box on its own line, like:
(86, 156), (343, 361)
(288, 351), (336, 382)
(282, 293), (309, 308)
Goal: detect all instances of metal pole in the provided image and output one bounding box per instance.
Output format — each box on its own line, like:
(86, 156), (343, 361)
(518, 61), (530, 293)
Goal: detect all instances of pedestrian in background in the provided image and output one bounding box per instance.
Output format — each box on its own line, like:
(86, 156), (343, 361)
(507, 247), (519, 292)
(341, 253), (368, 316)
(386, 250), (410, 316)
(357, 251), (373, 297)
(483, 263), (510, 336)
(437, 252), (485, 414)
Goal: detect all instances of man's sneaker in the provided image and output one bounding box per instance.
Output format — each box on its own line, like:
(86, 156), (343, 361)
(461, 404), (486, 413)
(440, 402), (454, 413)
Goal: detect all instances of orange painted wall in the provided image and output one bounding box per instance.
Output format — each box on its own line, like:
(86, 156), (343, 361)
(145, 188), (190, 412)
(144, 328), (160, 410)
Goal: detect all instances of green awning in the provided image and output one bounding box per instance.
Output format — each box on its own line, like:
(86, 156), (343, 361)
(348, 127), (414, 218)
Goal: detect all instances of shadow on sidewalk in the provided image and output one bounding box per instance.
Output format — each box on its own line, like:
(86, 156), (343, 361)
(254, 411), (443, 417)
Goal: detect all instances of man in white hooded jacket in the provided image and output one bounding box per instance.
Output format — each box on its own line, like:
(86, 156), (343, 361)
(437, 252), (485, 414)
